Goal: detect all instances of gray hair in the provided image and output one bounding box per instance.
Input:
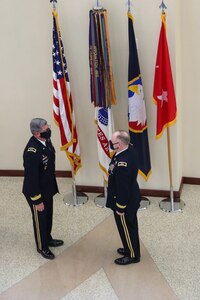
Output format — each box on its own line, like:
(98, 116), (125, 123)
(116, 130), (130, 145)
(30, 118), (47, 134)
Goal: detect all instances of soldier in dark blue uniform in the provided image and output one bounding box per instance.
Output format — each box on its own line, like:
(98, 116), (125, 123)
(22, 118), (64, 259)
(106, 130), (141, 265)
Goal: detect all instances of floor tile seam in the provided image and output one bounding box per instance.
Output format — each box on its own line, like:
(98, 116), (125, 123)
(0, 215), (113, 297)
(139, 237), (180, 299)
(100, 266), (121, 300)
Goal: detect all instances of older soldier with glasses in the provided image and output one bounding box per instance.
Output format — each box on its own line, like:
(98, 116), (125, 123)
(106, 130), (141, 265)
(22, 118), (64, 259)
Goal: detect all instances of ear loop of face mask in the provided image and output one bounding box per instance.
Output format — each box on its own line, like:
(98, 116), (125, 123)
(109, 140), (119, 150)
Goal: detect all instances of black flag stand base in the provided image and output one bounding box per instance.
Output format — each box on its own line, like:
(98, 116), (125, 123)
(139, 196), (151, 210)
(63, 180), (88, 207)
(159, 186), (185, 212)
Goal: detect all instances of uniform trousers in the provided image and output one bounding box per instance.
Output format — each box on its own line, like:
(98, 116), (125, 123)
(114, 210), (140, 258)
(26, 196), (53, 251)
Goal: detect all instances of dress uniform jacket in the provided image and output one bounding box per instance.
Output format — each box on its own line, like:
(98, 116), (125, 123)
(22, 136), (58, 204)
(106, 144), (141, 258)
(106, 144), (140, 214)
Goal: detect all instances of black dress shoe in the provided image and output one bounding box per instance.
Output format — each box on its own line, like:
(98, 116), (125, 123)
(114, 256), (140, 265)
(37, 248), (55, 260)
(48, 239), (64, 247)
(117, 248), (125, 255)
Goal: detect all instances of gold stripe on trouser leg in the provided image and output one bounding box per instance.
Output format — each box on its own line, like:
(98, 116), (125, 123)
(120, 215), (134, 258)
(33, 206), (42, 251)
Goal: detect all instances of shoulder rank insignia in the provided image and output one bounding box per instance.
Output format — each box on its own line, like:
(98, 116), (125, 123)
(27, 147), (37, 153)
(118, 162), (127, 167)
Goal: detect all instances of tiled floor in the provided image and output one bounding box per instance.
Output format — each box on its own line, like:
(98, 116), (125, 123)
(0, 178), (200, 299)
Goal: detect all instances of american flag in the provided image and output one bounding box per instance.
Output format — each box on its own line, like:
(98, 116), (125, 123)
(52, 11), (81, 174)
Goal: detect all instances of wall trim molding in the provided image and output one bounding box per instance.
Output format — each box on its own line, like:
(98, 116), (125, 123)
(182, 177), (200, 185)
(0, 170), (199, 198)
(76, 186), (182, 198)
(0, 170), (24, 177)
(0, 170), (72, 177)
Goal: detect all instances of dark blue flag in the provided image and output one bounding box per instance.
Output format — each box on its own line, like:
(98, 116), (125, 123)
(128, 12), (151, 180)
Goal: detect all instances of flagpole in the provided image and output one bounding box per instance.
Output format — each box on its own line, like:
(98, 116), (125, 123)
(89, 8), (115, 208)
(94, 0), (103, 10)
(63, 169), (89, 207)
(94, 179), (107, 208)
(157, 1), (185, 212)
(127, 1), (151, 210)
(159, 0), (167, 14)
(50, 0), (57, 11)
(167, 127), (174, 211)
(50, 0), (87, 207)
(128, 0), (131, 13)
(159, 128), (185, 212)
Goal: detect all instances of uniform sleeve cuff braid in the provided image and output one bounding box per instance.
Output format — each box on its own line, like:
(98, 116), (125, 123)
(31, 194), (42, 201)
(116, 203), (126, 209)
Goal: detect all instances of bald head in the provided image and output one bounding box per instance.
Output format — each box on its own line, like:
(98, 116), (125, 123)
(111, 130), (130, 152)
(113, 130), (130, 146)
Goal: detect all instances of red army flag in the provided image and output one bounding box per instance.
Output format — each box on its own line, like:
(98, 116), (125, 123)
(153, 13), (177, 139)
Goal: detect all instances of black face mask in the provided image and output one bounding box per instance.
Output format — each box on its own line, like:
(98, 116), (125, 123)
(109, 140), (119, 150)
(40, 128), (51, 139)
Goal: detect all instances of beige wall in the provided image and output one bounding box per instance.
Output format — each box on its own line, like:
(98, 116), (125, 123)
(1, 0), (197, 191)
(181, 0), (200, 178)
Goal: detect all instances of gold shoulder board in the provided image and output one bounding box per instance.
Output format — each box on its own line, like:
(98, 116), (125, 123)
(118, 162), (127, 167)
(27, 147), (37, 153)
